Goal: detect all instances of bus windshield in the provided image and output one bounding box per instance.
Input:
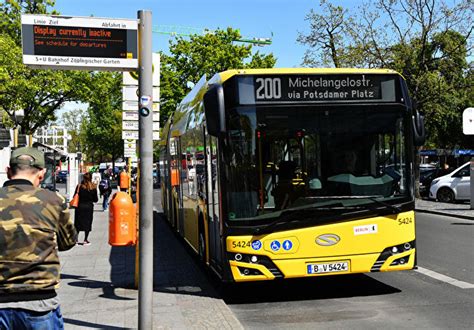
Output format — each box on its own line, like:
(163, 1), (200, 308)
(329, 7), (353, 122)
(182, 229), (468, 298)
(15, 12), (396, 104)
(223, 104), (411, 222)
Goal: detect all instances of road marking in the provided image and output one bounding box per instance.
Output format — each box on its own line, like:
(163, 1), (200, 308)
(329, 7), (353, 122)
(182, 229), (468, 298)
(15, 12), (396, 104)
(415, 266), (474, 289)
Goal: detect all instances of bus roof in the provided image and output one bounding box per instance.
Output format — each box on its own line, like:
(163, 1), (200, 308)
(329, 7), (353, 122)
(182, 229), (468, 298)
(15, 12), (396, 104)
(209, 68), (402, 85)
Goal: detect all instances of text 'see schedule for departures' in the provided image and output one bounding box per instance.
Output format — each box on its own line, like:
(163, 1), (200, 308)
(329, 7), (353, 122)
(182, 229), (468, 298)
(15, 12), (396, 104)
(31, 25), (131, 58)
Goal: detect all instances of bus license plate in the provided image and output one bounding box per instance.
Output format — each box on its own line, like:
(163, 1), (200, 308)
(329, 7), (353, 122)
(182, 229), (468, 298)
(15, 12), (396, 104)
(307, 261), (349, 274)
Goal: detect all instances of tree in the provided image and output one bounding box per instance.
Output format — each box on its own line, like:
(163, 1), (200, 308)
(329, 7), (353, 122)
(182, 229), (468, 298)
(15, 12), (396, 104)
(160, 28), (276, 124)
(298, 0), (473, 148)
(0, 0), (90, 134)
(297, 0), (354, 68)
(81, 72), (123, 163)
(61, 107), (87, 153)
(0, 0), (59, 45)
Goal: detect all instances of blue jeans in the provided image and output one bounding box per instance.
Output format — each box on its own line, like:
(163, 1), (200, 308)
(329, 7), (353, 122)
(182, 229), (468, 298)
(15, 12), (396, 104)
(0, 307), (64, 330)
(102, 191), (111, 210)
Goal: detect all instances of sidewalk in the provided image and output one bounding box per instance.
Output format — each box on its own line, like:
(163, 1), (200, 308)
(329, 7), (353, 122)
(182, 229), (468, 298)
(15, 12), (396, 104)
(58, 191), (243, 329)
(415, 198), (474, 220)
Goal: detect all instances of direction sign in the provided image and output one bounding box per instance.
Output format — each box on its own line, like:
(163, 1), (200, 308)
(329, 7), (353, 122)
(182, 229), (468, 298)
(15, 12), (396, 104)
(122, 86), (159, 101)
(124, 150), (136, 158)
(122, 131), (160, 140)
(122, 121), (160, 131)
(122, 101), (159, 112)
(21, 15), (138, 71)
(123, 111), (159, 121)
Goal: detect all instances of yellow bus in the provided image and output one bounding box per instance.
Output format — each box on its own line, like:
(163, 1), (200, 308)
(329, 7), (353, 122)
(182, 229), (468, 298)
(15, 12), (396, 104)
(159, 68), (425, 282)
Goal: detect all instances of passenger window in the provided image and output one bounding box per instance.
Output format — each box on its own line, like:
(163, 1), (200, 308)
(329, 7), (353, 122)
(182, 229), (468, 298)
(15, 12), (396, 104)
(454, 165), (470, 177)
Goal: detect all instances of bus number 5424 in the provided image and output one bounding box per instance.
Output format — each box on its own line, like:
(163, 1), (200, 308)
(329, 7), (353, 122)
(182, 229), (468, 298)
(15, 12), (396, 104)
(256, 78), (282, 100)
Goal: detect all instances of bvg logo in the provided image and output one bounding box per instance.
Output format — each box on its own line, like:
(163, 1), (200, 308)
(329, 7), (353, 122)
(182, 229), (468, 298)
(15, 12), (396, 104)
(315, 234), (340, 246)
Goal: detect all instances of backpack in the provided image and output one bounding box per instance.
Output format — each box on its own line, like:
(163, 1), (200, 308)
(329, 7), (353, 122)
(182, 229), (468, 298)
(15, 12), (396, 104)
(99, 179), (109, 193)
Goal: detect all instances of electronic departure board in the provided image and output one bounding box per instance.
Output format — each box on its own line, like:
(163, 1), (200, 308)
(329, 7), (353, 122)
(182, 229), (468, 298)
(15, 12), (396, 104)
(21, 15), (138, 71)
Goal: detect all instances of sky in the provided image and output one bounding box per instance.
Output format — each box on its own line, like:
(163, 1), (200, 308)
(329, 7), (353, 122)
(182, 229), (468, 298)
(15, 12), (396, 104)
(50, 0), (336, 114)
(52, 0), (338, 68)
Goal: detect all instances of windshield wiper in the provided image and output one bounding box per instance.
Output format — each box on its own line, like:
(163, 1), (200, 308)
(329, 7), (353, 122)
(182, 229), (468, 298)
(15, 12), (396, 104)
(252, 197), (401, 234)
(351, 196), (402, 214)
(253, 203), (351, 234)
(293, 195), (402, 214)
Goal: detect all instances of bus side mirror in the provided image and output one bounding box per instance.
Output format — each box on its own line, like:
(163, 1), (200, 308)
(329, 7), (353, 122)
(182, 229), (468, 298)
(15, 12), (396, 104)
(412, 109), (425, 147)
(204, 84), (226, 136)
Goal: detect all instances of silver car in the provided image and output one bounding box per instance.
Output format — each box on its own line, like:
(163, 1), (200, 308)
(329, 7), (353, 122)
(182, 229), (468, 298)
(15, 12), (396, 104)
(429, 162), (471, 202)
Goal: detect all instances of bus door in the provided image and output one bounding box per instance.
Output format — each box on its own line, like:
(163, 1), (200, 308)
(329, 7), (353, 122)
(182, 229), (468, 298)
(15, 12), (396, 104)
(206, 135), (223, 270)
(176, 139), (185, 234)
(170, 137), (183, 232)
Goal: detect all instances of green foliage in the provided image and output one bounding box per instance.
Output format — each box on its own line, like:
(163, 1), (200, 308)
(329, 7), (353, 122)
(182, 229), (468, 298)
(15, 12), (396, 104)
(0, 0), (89, 134)
(160, 27), (276, 123)
(1, 0), (58, 44)
(81, 72), (123, 162)
(298, 0), (473, 148)
(61, 107), (87, 153)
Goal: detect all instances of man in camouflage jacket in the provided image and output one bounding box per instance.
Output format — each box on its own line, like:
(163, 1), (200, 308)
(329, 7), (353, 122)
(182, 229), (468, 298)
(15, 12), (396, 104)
(0, 147), (77, 329)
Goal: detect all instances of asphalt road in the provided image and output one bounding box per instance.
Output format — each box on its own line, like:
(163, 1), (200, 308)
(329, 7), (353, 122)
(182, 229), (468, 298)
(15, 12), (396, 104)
(152, 190), (473, 329)
(226, 213), (474, 329)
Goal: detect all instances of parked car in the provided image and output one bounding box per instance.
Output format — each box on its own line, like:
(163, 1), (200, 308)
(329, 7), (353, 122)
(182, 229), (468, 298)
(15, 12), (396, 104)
(429, 162), (471, 202)
(419, 163), (436, 170)
(56, 170), (68, 183)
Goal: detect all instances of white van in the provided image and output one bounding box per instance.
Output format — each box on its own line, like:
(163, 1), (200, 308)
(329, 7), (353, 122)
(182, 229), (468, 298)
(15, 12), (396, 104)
(429, 162), (471, 202)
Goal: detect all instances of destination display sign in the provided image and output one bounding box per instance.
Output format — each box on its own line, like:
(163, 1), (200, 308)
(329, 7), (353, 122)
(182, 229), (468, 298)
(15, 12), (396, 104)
(21, 15), (138, 70)
(236, 74), (398, 104)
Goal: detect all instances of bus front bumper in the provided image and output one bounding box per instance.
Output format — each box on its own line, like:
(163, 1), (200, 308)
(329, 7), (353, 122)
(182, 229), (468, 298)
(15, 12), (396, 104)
(228, 248), (416, 282)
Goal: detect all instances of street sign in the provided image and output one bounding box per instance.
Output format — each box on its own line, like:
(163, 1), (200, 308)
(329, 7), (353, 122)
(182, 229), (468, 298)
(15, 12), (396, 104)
(122, 101), (159, 112)
(122, 131), (139, 140)
(21, 15), (138, 71)
(123, 53), (160, 86)
(122, 86), (159, 101)
(463, 108), (474, 135)
(124, 150), (136, 157)
(122, 131), (160, 140)
(123, 121), (160, 131)
(123, 111), (159, 121)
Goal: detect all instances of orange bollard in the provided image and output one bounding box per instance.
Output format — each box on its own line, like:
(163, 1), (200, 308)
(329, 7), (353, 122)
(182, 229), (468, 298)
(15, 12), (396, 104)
(109, 191), (137, 246)
(170, 168), (180, 186)
(119, 170), (130, 190)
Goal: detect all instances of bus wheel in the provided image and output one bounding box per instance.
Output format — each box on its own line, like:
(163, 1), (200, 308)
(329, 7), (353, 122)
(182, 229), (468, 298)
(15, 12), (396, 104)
(437, 187), (455, 203)
(199, 229), (206, 263)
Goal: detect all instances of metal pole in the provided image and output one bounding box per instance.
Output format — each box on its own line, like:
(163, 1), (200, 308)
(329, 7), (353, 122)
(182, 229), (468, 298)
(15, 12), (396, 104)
(470, 157), (473, 210)
(137, 10), (153, 330)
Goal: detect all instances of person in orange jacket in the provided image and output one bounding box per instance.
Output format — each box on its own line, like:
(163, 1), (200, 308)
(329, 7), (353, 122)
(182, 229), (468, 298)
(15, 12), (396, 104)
(119, 167), (130, 193)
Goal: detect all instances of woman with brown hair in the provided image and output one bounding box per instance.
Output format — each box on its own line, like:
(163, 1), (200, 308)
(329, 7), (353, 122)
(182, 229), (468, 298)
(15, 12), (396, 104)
(74, 172), (98, 245)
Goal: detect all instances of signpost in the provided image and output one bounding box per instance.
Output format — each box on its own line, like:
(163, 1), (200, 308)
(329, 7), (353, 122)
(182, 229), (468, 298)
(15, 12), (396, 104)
(21, 12), (155, 328)
(122, 53), (160, 141)
(137, 10), (153, 329)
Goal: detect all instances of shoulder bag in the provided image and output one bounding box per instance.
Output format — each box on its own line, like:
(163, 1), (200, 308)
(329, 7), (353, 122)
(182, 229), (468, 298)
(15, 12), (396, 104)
(70, 185), (80, 208)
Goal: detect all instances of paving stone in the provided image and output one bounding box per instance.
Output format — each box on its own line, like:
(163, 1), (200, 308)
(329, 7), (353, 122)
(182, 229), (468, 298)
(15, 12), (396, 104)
(57, 190), (242, 329)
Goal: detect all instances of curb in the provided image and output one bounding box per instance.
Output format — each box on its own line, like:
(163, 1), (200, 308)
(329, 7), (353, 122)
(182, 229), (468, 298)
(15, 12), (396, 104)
(415, 208), (474, 221)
